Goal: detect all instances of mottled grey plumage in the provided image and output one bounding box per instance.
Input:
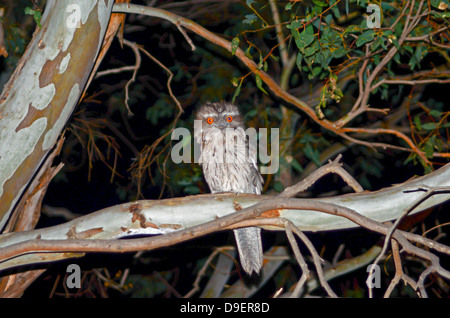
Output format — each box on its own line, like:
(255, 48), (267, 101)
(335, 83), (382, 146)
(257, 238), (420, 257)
(195, 101), (264, 275)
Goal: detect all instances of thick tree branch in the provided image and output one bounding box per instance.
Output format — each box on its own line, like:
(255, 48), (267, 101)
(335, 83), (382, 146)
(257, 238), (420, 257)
(0, 162), (449, 272)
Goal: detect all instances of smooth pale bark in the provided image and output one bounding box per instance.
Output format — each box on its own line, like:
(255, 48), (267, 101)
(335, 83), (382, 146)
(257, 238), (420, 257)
(0, 0), (114, 231)
(0, 163), (448, 270)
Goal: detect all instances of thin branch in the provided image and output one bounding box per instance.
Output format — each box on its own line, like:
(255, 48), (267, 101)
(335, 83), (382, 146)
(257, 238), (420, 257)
(371, 186), (450, 297)
(339, 127), (430, 165)
(405, 26), (450, 41)
(383, 239), (418, 298)
(280, 154), (364, 198)
(184, 246), (234, 298)
(371, 78), (450, 91)
(269, 0), (289, 67)
(122, 39), (141, 116)
(175, 20), (196, 51)
(284, 220), (311, 298)
(94, 65), (136, 78)
(135, 43), (183, 112)
(284, 219), (337, 298)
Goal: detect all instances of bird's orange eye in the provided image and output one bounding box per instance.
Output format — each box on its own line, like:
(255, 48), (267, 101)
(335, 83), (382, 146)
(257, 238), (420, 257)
(206, 117), (214, 124)
(226, 116), (233, 122)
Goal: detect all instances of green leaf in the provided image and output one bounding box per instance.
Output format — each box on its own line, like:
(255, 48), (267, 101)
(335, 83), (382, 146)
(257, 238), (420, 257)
(324, 14), (333, 24)
(414, 115), (422, 130)
(290, 157), (304, 173)
(24, 7), (35, 15)
(330, 0), (341, 18)
(371, 36), (382, 51)
(273, 181), (284, 192)
(296, 52), (303, 70)
(287, 20), (304, 30)
(33, 11), (42, 28)
(332, 47), (347, 58)
(231, 37), (240, 55)
(25, 7), (42, 28)
(258, 53), (264, 69)
(409, 44), (428, 69)
(244, 109), (258, 120)
(243, 14), (257, 25)
(245, 46), (253, 59)
(423, 139), (435, 158)
(344, 25), (362, 35)
(304, 143), (321, 166)
(255, 73), (268, 94)
(356, 30), (375, 47)
(184, 186), (200, 195)
(231, 79), (243, 104)
(431, 10), (450, 18)
(313, 0), (328, 6)
(383, 30), (399, 49)
(291, 25), (315, 50)
(429, 110), (442, 117)
(312, 66), (322, 77)
(421, 122), (438, 130)
(304, 46), (316, 57)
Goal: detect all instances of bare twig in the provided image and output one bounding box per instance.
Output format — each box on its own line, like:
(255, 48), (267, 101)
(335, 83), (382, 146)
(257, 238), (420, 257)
(184, 246), (235, 298)
(284, 220), (311, 297)
(284, 219), (337, 298)
(269, 0), (289, 67)
(280, 154), (364, 198)
(384, 240), (418, 298)
(370, 186), (450, 297)
(371, 78), (450, 91)
(122, 39), (141, 116)
(136, 44), (183, 112)
(175, 20), (196, 51)
(339, 127), (430, 165)
(94, 65), (136, 78)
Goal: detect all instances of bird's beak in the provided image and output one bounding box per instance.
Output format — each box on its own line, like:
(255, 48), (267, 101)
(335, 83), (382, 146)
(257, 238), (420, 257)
(216, 119), (227, 129)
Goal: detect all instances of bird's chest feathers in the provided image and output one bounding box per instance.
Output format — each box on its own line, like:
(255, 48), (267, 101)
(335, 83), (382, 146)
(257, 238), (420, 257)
(199, 128), (254, 192)
(200, 128), (248, 164)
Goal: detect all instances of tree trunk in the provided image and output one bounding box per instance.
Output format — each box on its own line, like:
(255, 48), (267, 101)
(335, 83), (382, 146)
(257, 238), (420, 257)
(0, 0), (113, 231)
(0, 0), (114, 297)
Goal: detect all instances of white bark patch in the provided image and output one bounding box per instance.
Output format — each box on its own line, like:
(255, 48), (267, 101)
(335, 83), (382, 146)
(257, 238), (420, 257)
(0, 117), (47, 198)
(32, 83), (56, 110)
(96, 0), (113, 52)
(58, 53), (71, 74)
(59, 1), (97, 54)
(42, 83), (80, 151)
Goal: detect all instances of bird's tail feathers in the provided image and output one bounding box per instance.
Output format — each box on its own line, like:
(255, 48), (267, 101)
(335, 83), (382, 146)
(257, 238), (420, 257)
(233, 227), (263, 276)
